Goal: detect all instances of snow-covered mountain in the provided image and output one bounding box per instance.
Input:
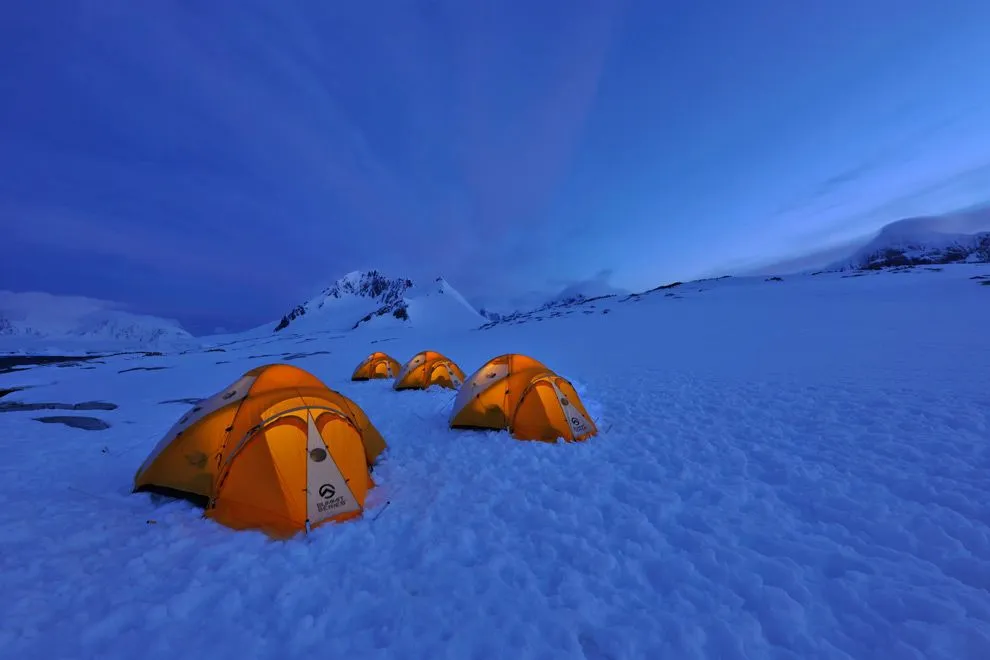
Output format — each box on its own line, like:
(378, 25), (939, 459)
(271, 270), (412, 333)
(271, 270), (484, 334)
(831, 221), (990, 271)
(0, 290), (193, 351)
(751, 204), (990, 276)
(813, 206), (990, 272)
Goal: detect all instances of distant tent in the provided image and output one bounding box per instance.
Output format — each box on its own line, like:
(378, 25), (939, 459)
(133, 363), (387, 538)
(449, 353), (597, 442)
(393, 350), (466, 390)
(351, 351), (401, 381)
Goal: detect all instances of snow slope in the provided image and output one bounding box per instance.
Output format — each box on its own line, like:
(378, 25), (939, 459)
(399, 277), (486, 331)
(0, 290), (194, 353)
(2, 264), (990, 659)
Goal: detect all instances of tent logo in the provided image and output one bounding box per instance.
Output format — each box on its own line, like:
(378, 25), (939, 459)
(319, 483), (336, 499)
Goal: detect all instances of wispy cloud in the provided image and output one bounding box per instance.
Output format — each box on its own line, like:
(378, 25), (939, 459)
(1, 204), (286, 286)
(4, 0), (990, 333)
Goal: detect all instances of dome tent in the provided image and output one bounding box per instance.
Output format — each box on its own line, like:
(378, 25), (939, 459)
(133, 363), (387, 538)
(449, 353), (597, 442)
(393, 350), (466, 390)
(351, 351), (401, 380)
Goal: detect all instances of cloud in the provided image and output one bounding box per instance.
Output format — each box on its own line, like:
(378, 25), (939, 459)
(547, 268), (631, 300)
(1, 204), (301, 291)
(736, 196), (990, 277)
(735, 238), (869, 276)
(782, 161), (990, 257)
(4, 3), (629, 297)
(473, 267), (631, 314)
(770, 118), (958, 225)
(0, 289), (121, 321)
(0, 2), (636, 330)
(6, 0), (989, 334)
(445, 2), (623, 250)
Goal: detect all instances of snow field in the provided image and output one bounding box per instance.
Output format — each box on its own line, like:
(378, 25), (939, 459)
(1, 266), (989, 659)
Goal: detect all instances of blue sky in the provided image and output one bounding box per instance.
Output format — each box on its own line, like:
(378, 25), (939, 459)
(2, 0), (990, 334)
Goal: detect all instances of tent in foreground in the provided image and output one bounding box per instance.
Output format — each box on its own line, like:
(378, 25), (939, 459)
(133, 363), (387, 538)
(449, 353), (597, 442)
(351, 351), (401, 380)
(393, 350), (466, 390)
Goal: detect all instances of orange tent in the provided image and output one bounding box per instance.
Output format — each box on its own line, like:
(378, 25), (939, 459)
(351, 351), (401, 380)
(133, 363), (387, 538)
(393, 350), (466, 390)
(449, 353), (597, 442)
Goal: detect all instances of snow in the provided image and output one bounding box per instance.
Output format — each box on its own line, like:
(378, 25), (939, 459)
(401, 278), (485, 331)
(340, 269), (367, 284)
(479, 275), (632, 320)
(840, 228), (986, 267)
(0, 290), (193, 351)
(2, 264), (990, 659)
(279, 294), (394, 333)
(827, 207), (990, 271)
(249, 271), (484, 336)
